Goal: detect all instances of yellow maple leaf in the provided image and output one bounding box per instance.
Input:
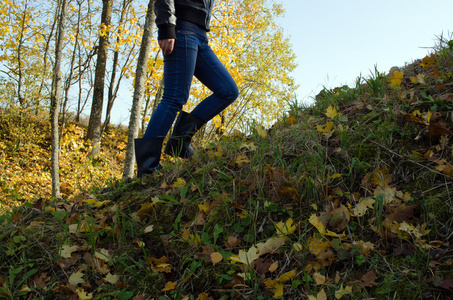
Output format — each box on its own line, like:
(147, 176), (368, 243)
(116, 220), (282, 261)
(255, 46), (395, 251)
(351, 197), (375, 217)
(229, 245), (259, 265)
(256, 124), (268, 138)
(275, 218), (296, 236)
(307, 235), (331, 255)
(137, 202), (156, 219)
(181, 228), (201, 244)
(335, 284), (353, 299)
(59, 245), (79, 259)
(173, 178), (187, 188)
(104, 273), (119, 284)
(264, 279), (284, 298)
(325, 105), (339, 119)
(389, 70), (404, 87)
(236, 155), (250, 166)
(316, 121), (334, 133)
(410, 74), (426, 85)
(76, 288), (93, 300)
(69, 271), (85, 286)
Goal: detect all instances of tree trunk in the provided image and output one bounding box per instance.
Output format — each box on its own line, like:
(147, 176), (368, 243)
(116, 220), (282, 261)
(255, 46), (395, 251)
(103, 0), (131, 134)
(50, 0), (68, 199)
(122, 0), (155, 180)
(86, 0), (113, 156)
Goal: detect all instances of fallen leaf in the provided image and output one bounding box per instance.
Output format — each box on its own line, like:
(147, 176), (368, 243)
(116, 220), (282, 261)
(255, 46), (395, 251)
(173, 178), (187, 188)
(69, 271), (85, 286)
(325, 105), (340, 119)
(335, 284), (353, 299)
(144, 225), (154, 233)
(229, 245), (259, 265)
(389, 70), (404, 88)
(257, 236), (286, 257)
(148, 256), (173, 273)
(361, 269), (378, 287)
(162, 281), (177, 292)
(264, 279), (284, 298)
(224, 236), (241, 249)
(211, 252), (223, 265)
(76, 288), (93, 300)
(313, 272), (326, 285)
(351, 197), (375, 217)
(95, 248), (112, 262)
(137, 202), (156, 219)
(59, 245), (79, 259)
(104, 273), (119, 284)
(269, 261), (278, 273)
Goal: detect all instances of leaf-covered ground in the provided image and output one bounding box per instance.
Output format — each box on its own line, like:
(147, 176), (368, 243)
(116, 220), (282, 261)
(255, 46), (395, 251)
(1, 39), (453, 299)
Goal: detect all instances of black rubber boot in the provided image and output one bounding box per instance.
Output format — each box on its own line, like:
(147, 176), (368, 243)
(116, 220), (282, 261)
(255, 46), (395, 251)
(134, 138), (164, 178)
(164, 111), (206, 159)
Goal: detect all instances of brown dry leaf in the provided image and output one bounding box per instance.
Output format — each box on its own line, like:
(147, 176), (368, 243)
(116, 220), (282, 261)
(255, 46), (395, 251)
(329, 205), (351, 232)
(253, 257), (273, 275)
(224, 236), (241, 250)
(361, 269), (378, 287)
(195, 245), (215, 261)
(429, 122), (453, 136)
(353, 241), (375, 256)
(147, 256), (173, 273)
(193, 211), (206, 225)
(32, 272), (50, 288)
(387, 204), (418, 223)
(83, 252), (110, 275)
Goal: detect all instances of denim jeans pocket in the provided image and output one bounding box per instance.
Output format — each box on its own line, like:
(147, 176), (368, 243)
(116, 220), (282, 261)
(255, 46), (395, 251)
(176, 29), (196, 36)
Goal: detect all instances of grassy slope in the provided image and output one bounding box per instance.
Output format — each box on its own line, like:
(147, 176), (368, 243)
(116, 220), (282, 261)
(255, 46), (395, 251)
(1, 42), (453, 299)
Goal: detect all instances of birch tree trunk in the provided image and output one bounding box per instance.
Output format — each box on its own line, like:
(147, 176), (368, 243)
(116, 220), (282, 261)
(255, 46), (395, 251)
(86, 0), (113, 156)
(50, 0), (68, 198)
(122, 0), (155, 180)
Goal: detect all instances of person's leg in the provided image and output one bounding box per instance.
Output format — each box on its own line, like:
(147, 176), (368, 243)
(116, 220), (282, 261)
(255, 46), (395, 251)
(136, 30), (199, 176)
(189, 40), (239, 122)
(142, 30), (200, 139)
(164, 40), (239, 158)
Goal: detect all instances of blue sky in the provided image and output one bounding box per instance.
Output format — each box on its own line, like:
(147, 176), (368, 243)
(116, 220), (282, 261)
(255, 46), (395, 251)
(111, 0), (453, 125)
(276, 0), (453, 105)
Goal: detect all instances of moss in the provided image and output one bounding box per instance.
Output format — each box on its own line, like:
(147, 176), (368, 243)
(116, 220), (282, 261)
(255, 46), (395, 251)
(423, 189), (453, 224)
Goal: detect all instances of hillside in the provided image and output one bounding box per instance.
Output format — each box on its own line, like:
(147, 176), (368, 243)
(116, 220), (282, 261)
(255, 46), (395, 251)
(1, 39), (453, 299)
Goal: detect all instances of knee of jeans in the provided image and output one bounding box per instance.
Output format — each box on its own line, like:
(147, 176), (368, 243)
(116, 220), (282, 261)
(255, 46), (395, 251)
(160, 97), (184, 112)
(216, 82), (239, 102)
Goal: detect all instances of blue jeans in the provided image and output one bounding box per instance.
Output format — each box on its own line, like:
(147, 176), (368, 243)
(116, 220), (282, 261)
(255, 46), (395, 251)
(143, 21), (239, 139)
